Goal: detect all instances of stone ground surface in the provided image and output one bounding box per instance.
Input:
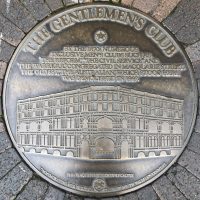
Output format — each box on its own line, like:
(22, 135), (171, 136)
(0, 0), (200, 199)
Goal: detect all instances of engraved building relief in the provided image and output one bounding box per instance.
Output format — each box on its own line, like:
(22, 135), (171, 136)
(16, 86), (184, 159)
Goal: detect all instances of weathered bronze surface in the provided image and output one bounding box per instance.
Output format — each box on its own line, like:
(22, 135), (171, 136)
(3, 3), (197, 197)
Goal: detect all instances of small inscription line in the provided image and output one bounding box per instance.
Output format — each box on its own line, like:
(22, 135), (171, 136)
(65, 173), (135, 178)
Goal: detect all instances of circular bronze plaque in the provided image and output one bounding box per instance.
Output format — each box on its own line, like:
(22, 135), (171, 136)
(3, 3), (197, 197)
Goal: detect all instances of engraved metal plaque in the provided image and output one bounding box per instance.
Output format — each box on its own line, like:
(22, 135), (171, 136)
(3, 3), (197, 197)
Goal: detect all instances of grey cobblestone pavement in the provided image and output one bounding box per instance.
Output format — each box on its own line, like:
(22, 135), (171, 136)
(0, 0), (200, 199)
(20, 0), (51, 21)
(0, 0), (37, 32)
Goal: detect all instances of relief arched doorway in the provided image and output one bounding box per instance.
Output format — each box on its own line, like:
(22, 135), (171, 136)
(121, 141), (129, 159)
(95, 137), (115, 159)
(80, 140), (89, 159)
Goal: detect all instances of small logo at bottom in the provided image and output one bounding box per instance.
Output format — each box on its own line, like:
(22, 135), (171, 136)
(92, 178), (106, 191)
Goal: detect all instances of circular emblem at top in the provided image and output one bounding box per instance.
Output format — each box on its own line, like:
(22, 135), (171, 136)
(3, 3), (197, 197)
(94, 29), (108, 44)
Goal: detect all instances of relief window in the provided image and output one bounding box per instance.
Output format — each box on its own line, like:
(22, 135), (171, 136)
(113, 93), (118, 101)
(93, 93), (98, 101)
(74, 96), (78, 103)
(44, 101), (48, 107)
(102, 103), (108, 111)
(70, 96), (73, 103)
(113, 103), (119, 111)
(60, 98), (65, 105)
(102, 93), (108, 101)
(83, 95), (87, 101)
(141, 98), (146, 105)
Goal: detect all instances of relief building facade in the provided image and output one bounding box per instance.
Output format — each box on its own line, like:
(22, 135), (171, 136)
(16, 86), (184, 159)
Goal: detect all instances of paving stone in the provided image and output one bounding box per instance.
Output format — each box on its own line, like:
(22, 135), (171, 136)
(197, 81), (200, 96)
(0, 14), (24, 46)
(0, 132), (12, 153)
(187, 61), (200, 79)
(0, 80), (3, 97)
(153, 175), (187, 200)
(187, 132), (200, 154)
(0, 102), (4, 117)
(167, 164), (200, 200)
(178, 148), (200, 179)
(119, 192), (138, 200)
(163, 0), (200, 34)
(121, 0), (134, 7)
(83, 196), (121, 200)
(79, 0), (93, 3)
(0, 40), (15, 62)
(82, 196), (101, 200)
(45, 0), (64, 11)
(186, 41), (200, 63)
(0, 0), (37, 33)
(0, 148), (21, 179)
(93, 0), (109, 1)
(175, 20), (200, 44)
(84, 198), (115, 200)
(64, 193), (84, 200)
(195, 116), (200, 133)
(0, 122), (6, 132)
(163, 0), (200, 44)
(20, 0), (51, 21)
(63, 0), (79, 6)
(88, 197), (120, 200)
(112, 0), (121, 3)
(0, 61), (7, 79)
(44, 185), (65, 200)
(137, 185), (159, 200)
(132, 0), (160, 14)
(0, 162), (33, 200)
(15, 179), (48, 200)
(152, 0), (181, 22)
(84, 197), (117, 200)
